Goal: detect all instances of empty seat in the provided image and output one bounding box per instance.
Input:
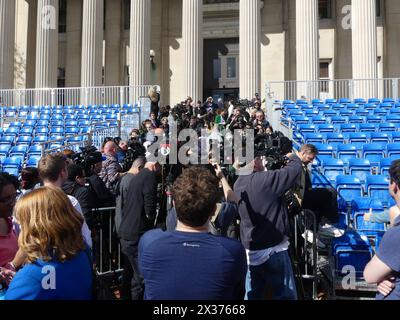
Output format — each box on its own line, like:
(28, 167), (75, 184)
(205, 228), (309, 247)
(379, 122), (398, 132)
(381, 102), (394, 110)
(330, 116), (346, 124)
(9, 146), (28, 158)
(340, 123), (358, 133)
(363, 143), (386, 166)
(366, 115), (382, 123)
(19, 127), (34, 136)
(355, 109), (370, 117)
(347, 103), (359, 111)
(316, 124), (335, 133)
(358, 123), (376, 132)
(298, 124), (316, 134)
(311, 116), (327, 124)
(380, 157), (397, 176)
(303, 133), (324, 144)
(322, 110), (337, 117)
(339, 98), (351, 105)
(339, 110), (353, 117)
(373, 108), (387, 116)
(8, 122), (22, 128)
(0, 145), (11, 157)
(370, 132), (391, 143)
(23, 120), (37, 128)
(348, 116), (364, 124)
(348, 158), (372, 183)
(322, 158), (345, 183)
(326, 133), (345, 146)
(2, 156), (23, 176)
(386, 115), (400, 123)
(387, 143), (400, 157)
(28, 145), (43, 157)
(325, 99), (337, 105)
(337, 144), (359, 164)
(304, 110), (319, 117)
(35, 128), (49, 136)
(336, 175), (363, 203)
(65, 127), (80, 135)
(391, 132), (400, 142)
(382, 98), (395, 104)
(0, 136), (14, 145)
(312, 99), (323, 105)
(33, 136), (48, 144)
(354, 98), (366, 105)
(26, 156), (41, 168)
(368, 98), (381, 104)
(16, 136), (32, 146)
(389, 108), (400, 115)
(65, 121), (78, 128)
(366, 175), (391, 206)
(347, 132), (370, 148)
(51, 120), (64, 127)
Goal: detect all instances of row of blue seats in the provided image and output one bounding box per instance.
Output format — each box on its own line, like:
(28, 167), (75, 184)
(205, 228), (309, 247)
(302, 132), (400, 145)
(3, 114), (122, 121)
(290, 115), (400, 126)
(294, 123), (400, 135)
(0, 134), (87, 147)
(4, 119), (117, 128)
(2, 104), (135, 111)
(283, 97), (399, 106)
(287, 106), (400, 116)
(320, 157), (397, 182)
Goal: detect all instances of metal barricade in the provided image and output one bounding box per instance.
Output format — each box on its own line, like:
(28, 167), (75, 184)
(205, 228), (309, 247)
(91, 207), (122, 275)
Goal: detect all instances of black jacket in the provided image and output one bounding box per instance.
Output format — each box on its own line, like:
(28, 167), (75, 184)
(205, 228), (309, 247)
(233, 156), (302, 250)
(88, 174), (116, 208)
(62, 181), (96, 228)
(115, 169), (158, 242)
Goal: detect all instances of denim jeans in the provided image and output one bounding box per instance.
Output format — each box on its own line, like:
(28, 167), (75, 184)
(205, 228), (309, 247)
(245, 250), (298, 300)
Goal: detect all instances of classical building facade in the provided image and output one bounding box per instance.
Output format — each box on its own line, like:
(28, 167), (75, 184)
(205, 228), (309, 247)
(0, 0), (398, 104)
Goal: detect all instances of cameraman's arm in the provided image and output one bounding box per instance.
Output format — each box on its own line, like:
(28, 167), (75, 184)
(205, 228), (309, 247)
(265, 156), (303, 197)
(214, 164), (239, 204)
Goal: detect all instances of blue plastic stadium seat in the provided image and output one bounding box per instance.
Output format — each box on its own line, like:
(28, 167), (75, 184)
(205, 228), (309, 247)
(337, 144), (359, 164)
(36, 120), (49, 128)
(380, 157), (397, 176)
(366, 115), (382, 123)
(312, 99), (323, 105)
(28, 145), (43, 157)
(311, 171), (333, 188)
(373, 108), (387, 116)
(336, 175), (363, 203)
(316, 124), (335, 133)
(33, 136), (48, 145)
(387, 143), (400, 157)
(9, 146), (28, 158)
(386, 115), (400, 123)
(368, 98), (380, 104)
(50, 128), (65, 135)
(304, 110), (319, 117)
(35, 128), (49, 136)
(332, 230), (373, 278)
(330, 116), (346, 124)
(326, 133), (345, 147)
(391, 132), (400, 142)
(322, 110), (337, 117)
(347, 132), (370, 147)
(39, 115), (50, 120)
(358, 123), (376, 132)
(23, 120), (37, 128)
(348, 158), (372, 183)
(322, 158), (345, 183)
(316, 104), (330, 112)
(311, 116), (327, 124)
(355, 108), (370, 117)
(0, 136), (15, 145)
(339, 98), (351, 105)
(303, 133), (324, 144)
(296, 99), (308, 105)
(340, 123), (358, 133)
(382, 98), (395, 104)
(354, 98), (366, 105)
(19, 127), (34, 136)
(5, 127), (20, 135)
(363, 143), (386, 167)
(51, 120), (64, 127)
(379, 122), (399, 132)
(9, 122), (22, 128)
(325, 99), (337, 105)
(0, 145), (11, 157)
(65, 127), (80, 135)
(366, 175), (391, 206)
(298, 124), (316, 134)
(16, 136), (32, 146)
(340, 110), (354, 118)
(389, 108), (400, 115)
(283, 100), (295, 105)
(348, 116), (364, 124)
(65, 121), (78, 128)
(370, 132), (391, 143)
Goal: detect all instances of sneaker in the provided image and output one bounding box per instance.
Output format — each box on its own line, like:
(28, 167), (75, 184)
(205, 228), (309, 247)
(318, 223), (345, 238)
(302, 231), (326, 249)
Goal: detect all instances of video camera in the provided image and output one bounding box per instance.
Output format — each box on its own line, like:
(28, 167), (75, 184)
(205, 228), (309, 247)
(254, 131), (293, 170)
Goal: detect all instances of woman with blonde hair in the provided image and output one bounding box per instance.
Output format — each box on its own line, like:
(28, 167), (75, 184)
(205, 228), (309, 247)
(5, 187), (93, 300)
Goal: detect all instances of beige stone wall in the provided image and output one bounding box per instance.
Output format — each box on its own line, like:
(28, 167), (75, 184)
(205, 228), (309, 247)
(10, 0), (400, 104)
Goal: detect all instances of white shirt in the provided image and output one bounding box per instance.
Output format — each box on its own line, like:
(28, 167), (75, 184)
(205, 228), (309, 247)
(228, 104), (234, 118)
(68, 195), (93, 248)
(246, 237), (290, 266)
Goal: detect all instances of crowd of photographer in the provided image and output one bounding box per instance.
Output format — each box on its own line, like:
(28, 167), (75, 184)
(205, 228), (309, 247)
(0, 94), (399, 300)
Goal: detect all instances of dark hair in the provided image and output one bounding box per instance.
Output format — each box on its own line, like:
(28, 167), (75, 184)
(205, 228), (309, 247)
(301, 144), (319, 155)
(38, 153), (67, 182)
(172, 166), (220, 228)
(389, 160), (400, 188)
(0, 172), (20, 195)
(21, 168), (40, 190)
(67, 164), (85, 181)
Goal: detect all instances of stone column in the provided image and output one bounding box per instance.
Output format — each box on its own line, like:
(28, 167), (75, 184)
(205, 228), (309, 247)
(182, 0), (203, 103)
(0, 0), (16, 90)
(36, 0), (59, 89)
(296, 0), (319, 99)
(130, 0), (151, 104)
(239, 0), (261, 100)
(352, 0), (377, 99)
(81, 0), (104, 105)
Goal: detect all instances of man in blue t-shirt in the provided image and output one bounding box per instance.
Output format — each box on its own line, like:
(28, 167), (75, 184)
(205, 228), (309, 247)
(364, 160), (400, 300)
(139, 166), (247, 300)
